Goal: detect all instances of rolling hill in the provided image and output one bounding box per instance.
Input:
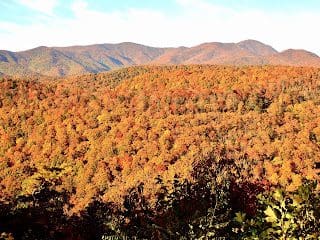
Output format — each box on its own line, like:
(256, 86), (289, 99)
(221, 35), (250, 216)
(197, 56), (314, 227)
(1, 40), (320, 77)
(0, 43), (169, 77)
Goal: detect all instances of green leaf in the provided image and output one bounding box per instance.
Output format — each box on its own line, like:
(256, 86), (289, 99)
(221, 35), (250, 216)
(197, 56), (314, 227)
(285, 213), (294, 220)
(234, 212), (246, 223)
(264, 206), (278, 223)
(283, 220), (291, 231)
(273, 189), (283, 202)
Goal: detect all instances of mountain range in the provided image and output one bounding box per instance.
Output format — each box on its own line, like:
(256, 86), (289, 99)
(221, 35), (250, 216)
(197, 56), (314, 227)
(1, 39), (320, 77)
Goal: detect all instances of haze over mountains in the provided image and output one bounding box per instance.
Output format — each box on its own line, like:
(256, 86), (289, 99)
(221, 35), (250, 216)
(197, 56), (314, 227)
(0, 39), (319, 77)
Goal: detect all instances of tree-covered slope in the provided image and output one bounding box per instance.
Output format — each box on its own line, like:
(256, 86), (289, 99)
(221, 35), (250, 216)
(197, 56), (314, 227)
(1, 65), (320, 211)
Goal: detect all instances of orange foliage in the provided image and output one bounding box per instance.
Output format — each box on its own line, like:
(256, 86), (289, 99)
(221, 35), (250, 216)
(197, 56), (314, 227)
(0, 65), (320, 213)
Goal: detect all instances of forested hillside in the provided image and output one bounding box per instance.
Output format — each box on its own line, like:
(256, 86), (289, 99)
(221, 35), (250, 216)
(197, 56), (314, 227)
(1, 65), (320, 239)
(1, 40), (320, 77)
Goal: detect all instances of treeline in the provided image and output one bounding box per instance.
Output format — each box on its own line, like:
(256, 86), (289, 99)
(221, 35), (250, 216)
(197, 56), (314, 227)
(0, 65), (320, 238)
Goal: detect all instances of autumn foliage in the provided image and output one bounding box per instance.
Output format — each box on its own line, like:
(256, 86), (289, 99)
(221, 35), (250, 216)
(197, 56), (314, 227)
(0, 65), (320, 218)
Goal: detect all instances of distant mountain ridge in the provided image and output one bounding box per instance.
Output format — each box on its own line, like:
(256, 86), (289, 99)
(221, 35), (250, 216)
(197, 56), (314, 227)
(1, 40), (319, 77)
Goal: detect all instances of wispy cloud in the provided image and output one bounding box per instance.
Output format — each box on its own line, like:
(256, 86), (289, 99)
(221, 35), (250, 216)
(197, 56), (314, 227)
(17, 0), (59, 15)
(0, 0), (319, 55)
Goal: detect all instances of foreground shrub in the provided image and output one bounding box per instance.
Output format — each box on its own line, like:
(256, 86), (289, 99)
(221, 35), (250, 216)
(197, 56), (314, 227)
(234, 180), (320, 239)
(100, 160), (236, 239)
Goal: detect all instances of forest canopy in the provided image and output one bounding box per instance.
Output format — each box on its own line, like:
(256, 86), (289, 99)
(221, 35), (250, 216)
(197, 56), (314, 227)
(0, 65), (320, 215)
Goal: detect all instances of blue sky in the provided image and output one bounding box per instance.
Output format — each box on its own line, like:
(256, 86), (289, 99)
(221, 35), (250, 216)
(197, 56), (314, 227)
(1, 0), (320, 54)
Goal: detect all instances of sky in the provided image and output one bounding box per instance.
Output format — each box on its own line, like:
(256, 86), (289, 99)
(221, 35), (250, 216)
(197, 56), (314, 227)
(0, 0), (320, 54)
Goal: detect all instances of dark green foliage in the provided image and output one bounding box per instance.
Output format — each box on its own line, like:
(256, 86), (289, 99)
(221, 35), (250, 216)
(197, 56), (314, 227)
(234, 181), (320, 239)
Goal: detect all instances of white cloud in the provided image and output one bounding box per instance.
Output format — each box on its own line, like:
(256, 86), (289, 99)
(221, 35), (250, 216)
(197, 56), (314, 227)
(0, 0), (320, 55)
(18, 0), (59, 15)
